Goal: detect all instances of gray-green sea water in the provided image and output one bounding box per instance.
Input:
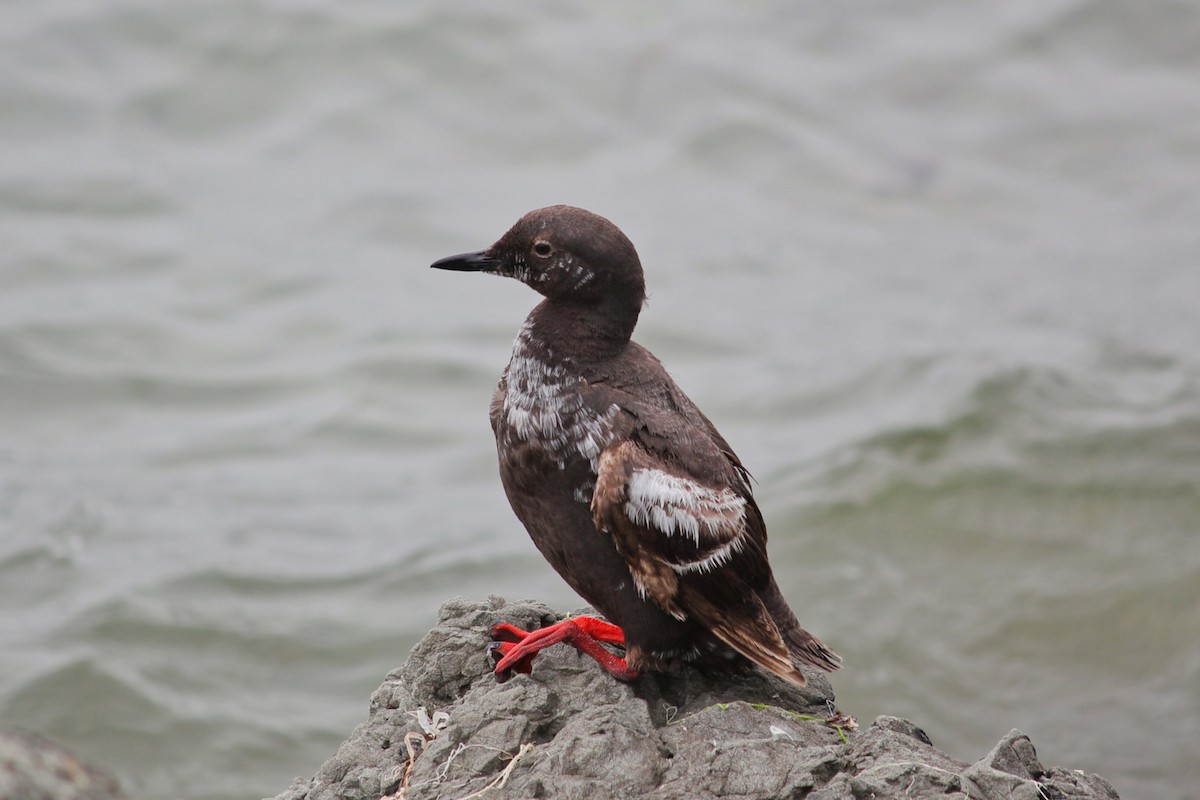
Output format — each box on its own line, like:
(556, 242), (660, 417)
(2, 2), (1198, 798)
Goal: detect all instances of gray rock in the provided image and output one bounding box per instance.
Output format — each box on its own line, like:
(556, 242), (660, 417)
(963, 729), (1121, 800)
(268, 597), (1121, 800)
(0, 729), (126, 800)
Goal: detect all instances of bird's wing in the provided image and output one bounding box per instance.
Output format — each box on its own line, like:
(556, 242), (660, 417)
(591, 437), (809, 685)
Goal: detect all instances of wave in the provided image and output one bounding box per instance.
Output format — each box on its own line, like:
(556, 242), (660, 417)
(781, 355), (1200, 510)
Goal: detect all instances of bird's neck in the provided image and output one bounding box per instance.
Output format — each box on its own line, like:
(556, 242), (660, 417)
(522, 298), (640, 363)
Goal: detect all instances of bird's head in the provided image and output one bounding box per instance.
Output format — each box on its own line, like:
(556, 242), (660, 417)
(431, 205), (646, 308)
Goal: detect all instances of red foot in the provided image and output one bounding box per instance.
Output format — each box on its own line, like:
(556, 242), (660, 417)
(487, 617), (640, 683)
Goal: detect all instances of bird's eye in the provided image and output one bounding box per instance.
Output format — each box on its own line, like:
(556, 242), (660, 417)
(532, 241), (553, 258)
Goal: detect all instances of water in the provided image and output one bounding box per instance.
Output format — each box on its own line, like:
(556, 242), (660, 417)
(2, 2), (1198, 798)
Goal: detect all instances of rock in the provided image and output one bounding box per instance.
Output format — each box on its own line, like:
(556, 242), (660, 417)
(268, 597), (1121, 800)
(0, 729), (126, 800)
(962, 730), (1121, 800)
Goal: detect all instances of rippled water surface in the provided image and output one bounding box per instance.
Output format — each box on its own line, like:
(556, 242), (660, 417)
(2, 2), (1198, 798)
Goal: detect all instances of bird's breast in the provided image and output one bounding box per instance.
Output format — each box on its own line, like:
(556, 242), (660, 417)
(494, 349), (620, 505)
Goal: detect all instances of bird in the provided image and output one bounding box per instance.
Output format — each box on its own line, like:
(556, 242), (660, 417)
(431, 205), (840, 687)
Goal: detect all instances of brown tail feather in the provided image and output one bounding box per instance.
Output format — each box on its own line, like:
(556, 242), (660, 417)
(762, 578), (842, 674)
(784, 625), (842, 674)
(684, 587), (814, 687)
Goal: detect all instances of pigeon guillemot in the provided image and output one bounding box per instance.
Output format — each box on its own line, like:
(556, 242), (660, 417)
(432, 205), (840, 686)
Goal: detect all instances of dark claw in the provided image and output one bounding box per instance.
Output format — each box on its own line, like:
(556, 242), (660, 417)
(488, 643), (535, 682)
(489, 641), (516, 682)
(486, 621), (539, 681)
(488, 641), (514, 666)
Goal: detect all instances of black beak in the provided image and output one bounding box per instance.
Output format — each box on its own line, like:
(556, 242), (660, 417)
(430, 250), (501, 272)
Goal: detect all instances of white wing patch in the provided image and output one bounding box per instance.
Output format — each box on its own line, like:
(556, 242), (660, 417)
(669, 539), (745, 574)
(624, 468), (748, 574)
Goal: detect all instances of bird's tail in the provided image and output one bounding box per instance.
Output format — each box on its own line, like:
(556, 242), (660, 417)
(783, 623), (842, 674)
(764, 579), (842, 675)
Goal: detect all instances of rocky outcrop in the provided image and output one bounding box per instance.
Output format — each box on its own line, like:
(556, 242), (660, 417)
(0, 729), (126, 800)
(270, 597), (1120, 800)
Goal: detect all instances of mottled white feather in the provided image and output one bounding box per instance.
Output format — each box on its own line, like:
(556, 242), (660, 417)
(501, 326), (619, 471)
(624, 469), (746, 542)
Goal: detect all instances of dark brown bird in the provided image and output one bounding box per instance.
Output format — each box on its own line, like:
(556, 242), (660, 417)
(432, 205), (840, 686)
